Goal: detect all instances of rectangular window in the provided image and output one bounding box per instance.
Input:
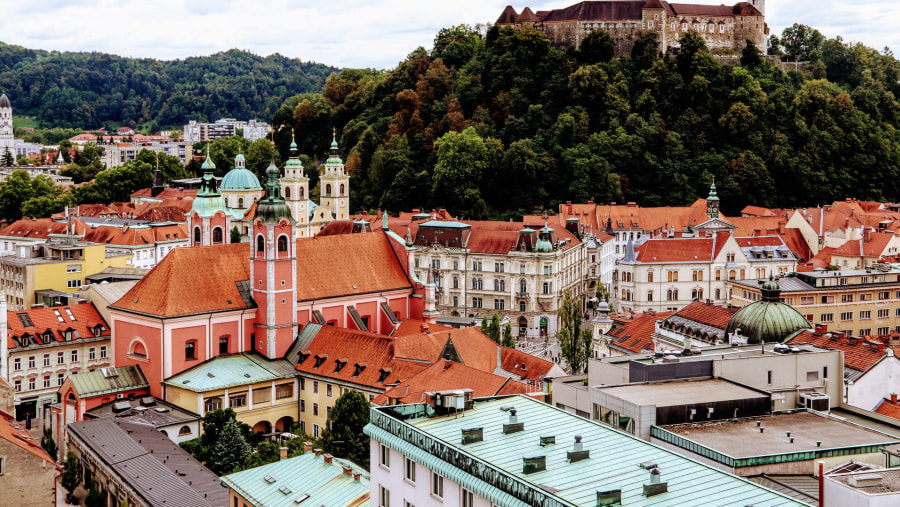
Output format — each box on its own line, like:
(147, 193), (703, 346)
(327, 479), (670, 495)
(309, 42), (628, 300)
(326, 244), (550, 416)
(841, 294), (854, 303)
(313, 381), (319, 394)
(800, 296), (814, 305)
(840, 312), (853, 321)
(380, 443), (390, 468)
(299, 378), (306, 391)
(43, 353), (50, 366)
(379, 486), (390, 507)
(230, 393), (247, 408)
(204, 397), (222, 413)
(860, 293), (872, 301)
(57, 373), (64, 386)
(860, 328), (872, 336)
(300, 399), (306, 412)
(878, 326), (890, 335)
(313, 423), (319, 438)
(543, 265), (551, 275)
(57, 351), (64, 364)
(66, 264), (81, 273)
(28, 355), (35, 368)
(405, 457), (416, 483)
(326, 405), (332, 419)
(879, 309), (890, 318)
(67, 279), (82, 289)
(14, 380), (21, 392)
(879, 291), (890, 300)
(219, 336), (229, 354)
(431, 472), (443, 498)
(860, 310), (872, 320)
(821, 295), (835, 304)
(326, 384), (333, 397)
(767, 370), (772, 385)
(276, 383), (293, 399)
(28, 378), (35, 390)
(820, 313), (834, 323)
(13, 357), (20, 370)
(313, 403), (319, 416)
(253, 387), (271, 404)
(100, 346), (107, 359)
(43, 375), (51, 388)
(89, 348), (96, 360)
(462, 488), (474, 507)
(185, 341), (196, 360)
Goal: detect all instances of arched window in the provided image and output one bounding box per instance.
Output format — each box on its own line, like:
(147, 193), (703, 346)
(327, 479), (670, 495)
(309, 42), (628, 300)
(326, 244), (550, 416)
(256, 235), (265, 256)
(212, 227), (223, 244)
(193, 226), (201, 245)
(285, 187), (291, 199)
(647, 290), (653, 302)
(300, 187), (305, 199)
(238, 197), (244, 208)
(178, 425), (192, 436)
(325, 183), (332, 196)
(339, 183), (345, 195)
(277, 235), (288, 253)
(129, 339), (147, 358)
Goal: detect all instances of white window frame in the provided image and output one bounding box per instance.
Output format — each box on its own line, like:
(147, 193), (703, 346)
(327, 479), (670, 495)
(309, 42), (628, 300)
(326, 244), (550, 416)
(431, 471), (444, 499)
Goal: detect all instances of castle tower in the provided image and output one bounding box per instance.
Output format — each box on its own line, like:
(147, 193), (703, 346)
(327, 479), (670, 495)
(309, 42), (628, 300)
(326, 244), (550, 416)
(319, 129), (349, 221)
(0, 94), (14, 162)
(280, 133), (310, 237)
(188, 144), (231, 246)
(250, 152), (297, 359)
(750, 0), (765, 15)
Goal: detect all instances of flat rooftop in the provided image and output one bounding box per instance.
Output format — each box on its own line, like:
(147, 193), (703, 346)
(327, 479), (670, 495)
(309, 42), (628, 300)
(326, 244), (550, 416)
(595, 379), (768, 407)
(830, 469), (900, 494)
(596, 342), (833, 366)
(663, 411), (900, 457)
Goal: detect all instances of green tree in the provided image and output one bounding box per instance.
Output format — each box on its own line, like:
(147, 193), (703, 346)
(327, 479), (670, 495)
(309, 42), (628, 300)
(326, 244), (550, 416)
(432, 127), (487, 219)
(61, 450), (82, 498)
(230, 225), (242, 244)
(579, 30), (615, 64)
(209, 418), (251, 475)
(2, 147), (13, 167)
(486, 313), (501, 343)
(0, 170), (59, 221)
(502, 323), (515, 347)
(778, 23), (825, 62)
(41, 426), (58, 461)
(242, 441), (282, 470)
(321, 389), (370, 469)
(557, 289), (592, 373)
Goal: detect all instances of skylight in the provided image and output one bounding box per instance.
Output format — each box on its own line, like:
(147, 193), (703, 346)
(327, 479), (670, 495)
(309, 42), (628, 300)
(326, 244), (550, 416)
(263, 475), (276, 484)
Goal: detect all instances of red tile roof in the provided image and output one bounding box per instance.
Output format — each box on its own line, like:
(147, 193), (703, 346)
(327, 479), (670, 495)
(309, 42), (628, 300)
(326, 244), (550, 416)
(7, 303), (109, 350)
(130, 188), (197, 200)
(372, 359), (532, 405)
(607, 311), (674, 353)
(82, 224), (188, 246)
(875, 399), (900, 420)
(735, 236), (785, 248)
(741, 206), (777, 217)
(0, 217), (89, 239)
(295, 233), (412, 301)
(0, 410), (55, 464)
(111, 243), (251, 318)
(634, 232), (730, 263)
(667, 300), (736, 329)
(788, 330), (900, 373)
(728, 216), (784, 237)
(293, 326), (427, 388)
(391, 319), (452, 337)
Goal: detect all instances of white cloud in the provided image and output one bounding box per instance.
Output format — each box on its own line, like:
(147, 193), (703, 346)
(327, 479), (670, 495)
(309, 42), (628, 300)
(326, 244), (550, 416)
(1, 1), (898, 69)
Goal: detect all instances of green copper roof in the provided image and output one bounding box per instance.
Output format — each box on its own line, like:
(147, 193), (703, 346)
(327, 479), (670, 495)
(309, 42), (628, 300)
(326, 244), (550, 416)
(221, 168), (262, 191)
(191, 144), (228, 217)
(221, 454), (370, 507)
(255, 156), (294, 223)
(726, 278), (811, 343)
(234, 153), (245, 162)
(163, 353), (296, 392)
(366, 395), (807, 507)
(201, 144), (216, 171)
(68, 365), (149, 398)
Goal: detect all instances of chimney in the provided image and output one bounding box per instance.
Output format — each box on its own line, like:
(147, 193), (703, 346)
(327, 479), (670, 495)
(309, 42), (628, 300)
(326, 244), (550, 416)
(892, 393), (898, 404)
(303, 441), (313, 453)
(353, 472), (361, 481)
(342, 465), (353, 476)
(314, 448), (323, 457)
(503, 408), (524, 434)
(323, 453), (333, 464)
(279, 447), (288, 460)
(643, 468), (668, 497)
(567, 435), (590, 463)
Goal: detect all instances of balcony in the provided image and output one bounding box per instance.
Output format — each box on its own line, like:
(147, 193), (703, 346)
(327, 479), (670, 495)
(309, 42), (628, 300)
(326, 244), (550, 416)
(516, 292), (529, 300)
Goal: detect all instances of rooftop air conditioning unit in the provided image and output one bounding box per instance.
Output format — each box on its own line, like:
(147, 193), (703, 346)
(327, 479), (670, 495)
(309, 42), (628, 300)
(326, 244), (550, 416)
(799, 392), (830, 412)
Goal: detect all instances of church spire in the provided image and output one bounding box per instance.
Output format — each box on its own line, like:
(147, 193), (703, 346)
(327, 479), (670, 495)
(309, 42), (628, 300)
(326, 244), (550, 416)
(706, 178), (720, 219)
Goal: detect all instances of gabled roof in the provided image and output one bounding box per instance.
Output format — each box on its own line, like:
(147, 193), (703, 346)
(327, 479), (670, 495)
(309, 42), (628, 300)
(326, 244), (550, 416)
(875, 398), (900, 421)
(221, 453), (370, 507)
(606, 311), (674, 353)
(82, 224), (188, 247)
(68, 364), (148, 398)
(163, 353), (296, 392)
(391, 318), (452, 336)
(111, 242), (252, 318)
(7, 302), (108, 350)
(496, 5), (520, 24)
(0, 409), (54, 464)
(788, 330), (900, 373)
(663, 300), (736, 330)
(295, 233), (412, 301)
(373, 359), (532, 405)
(633, 232), (730, 263)
(0, 217), (89, 240)
(741, 206), (777, 217)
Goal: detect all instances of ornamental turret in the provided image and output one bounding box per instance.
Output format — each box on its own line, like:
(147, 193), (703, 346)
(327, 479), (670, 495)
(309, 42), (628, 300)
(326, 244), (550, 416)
(706, 180), (720, 219)
(319, 128), (349, 221)
(188, 144), (231, 246)
(281, 132), (310, 236)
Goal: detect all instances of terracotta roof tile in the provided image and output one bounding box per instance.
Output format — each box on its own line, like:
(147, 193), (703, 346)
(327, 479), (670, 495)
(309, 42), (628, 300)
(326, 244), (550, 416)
(111, 243), (251, 318)
(666, 300), (736, 329)
(788, 330), (900, 372)
(606, 311), (674, 353)
(295, 233), (412, 301)
(634, 233), (730, 263)
(0, 217), (89, 239)
(82, 224), (188, 247)
(391, 319), (452, 336)
(372, 360), (532, 405)
(0, 410), (55, 464)
(7, 302), (109, 350)
(875, 399), (900, 420)
(740, 206), (777, 217)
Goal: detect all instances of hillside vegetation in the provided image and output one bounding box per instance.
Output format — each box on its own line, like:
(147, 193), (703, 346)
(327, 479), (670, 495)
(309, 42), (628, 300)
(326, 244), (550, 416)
(0, 42), (338, 130)
(269, 24), (900, 219)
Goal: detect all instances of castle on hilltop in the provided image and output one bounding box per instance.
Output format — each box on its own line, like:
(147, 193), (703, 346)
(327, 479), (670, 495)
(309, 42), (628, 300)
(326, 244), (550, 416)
(497, 1), (767, 56)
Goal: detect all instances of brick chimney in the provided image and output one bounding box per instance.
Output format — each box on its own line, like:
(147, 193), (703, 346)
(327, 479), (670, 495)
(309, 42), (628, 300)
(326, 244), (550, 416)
(280, 447), (288, 460)
(323, 453), (333, 464)
(303, 441), (313, 453)
(892, 393), (898, 404)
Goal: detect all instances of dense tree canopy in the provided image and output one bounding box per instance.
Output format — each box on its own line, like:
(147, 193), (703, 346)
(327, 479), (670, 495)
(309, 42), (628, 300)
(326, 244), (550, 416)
(0, 43), (337, 129)
(266, 24), (900, 217)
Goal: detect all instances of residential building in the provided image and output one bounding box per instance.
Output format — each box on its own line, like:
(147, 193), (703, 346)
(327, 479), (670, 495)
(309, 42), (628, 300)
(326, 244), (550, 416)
(497, 1), (766, 56)
(731, 267), (900, 339)
(595, 309), (673, 357)
(652, 410), (900, 476)
(101, 142), (191, 167)
(2, 302), (111, 422)
(82, 223), (189, 269)
(162, 353), (298, 435)
(183, 118), (271, 143)
(83, 396), (200, 444)
(365, 394), (806, 506)
(66, 419), (228, 507)
(221, 450), (370, 507)
(0, 409), (57, 507)
(242, 119), (272, 141)
(0, 237), (131, 309)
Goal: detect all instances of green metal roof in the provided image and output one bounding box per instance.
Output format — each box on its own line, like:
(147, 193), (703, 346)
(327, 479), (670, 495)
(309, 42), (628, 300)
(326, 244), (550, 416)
(69, 365), (149, 398)
(221, 167), (262, 191)
(366, 395), (808, 507)
(163, 354), (296, 392)
(221, 454), (370, 507)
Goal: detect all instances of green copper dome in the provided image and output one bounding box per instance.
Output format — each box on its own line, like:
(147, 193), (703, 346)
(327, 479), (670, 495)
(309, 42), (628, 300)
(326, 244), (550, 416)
(191, 144), (228, 217)
(221, 168), (262, 191)
(255, 157), (294, 224)
(725, 277), (811, 344)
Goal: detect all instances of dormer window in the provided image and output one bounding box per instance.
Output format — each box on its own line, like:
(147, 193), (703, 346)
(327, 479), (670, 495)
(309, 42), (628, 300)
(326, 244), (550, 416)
(296, 351), (310, 364)
(352, 362), (367, 378)
(333, 358), (348, 373)
(43, 331), (53, 342)
(313, 354), (328, 369)
(377, 368), (391, 383)
(93, 324), (104, 337)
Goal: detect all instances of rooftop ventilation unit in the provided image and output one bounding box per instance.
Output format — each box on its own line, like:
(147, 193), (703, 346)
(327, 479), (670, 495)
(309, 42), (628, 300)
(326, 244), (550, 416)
(567, 435), (590, 463)
(522, 455), (546, 474)
(503, 408), (524, 434)
(596, 489), (622, 506)
(849, 474), (884, 488)
(111, 401), (131, 413)
(799, 392), (831, 412)
(643, 468), (668, 497)
(461, 427), (483, 445)
(139, 397), (156, 407)
(539, 435), (556, 447)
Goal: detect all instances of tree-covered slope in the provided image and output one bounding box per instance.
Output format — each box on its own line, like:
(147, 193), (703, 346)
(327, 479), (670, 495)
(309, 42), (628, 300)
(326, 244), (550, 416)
(0, 42), (338, 129)
(270, 24), (900, 218)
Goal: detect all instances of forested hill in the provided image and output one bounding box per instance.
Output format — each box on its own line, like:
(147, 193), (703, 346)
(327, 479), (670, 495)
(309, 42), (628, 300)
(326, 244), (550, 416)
(0, 42), (338, 130)
(272, 24), (900, 219)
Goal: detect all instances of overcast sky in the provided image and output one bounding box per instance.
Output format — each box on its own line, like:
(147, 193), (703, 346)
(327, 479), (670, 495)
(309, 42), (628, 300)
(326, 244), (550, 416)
(1, 1), (896, 69)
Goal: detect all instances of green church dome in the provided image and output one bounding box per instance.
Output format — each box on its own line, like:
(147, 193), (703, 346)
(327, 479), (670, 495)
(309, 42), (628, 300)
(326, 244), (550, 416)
(221, 168), (262, 191)
(725, 277), (811, 344)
